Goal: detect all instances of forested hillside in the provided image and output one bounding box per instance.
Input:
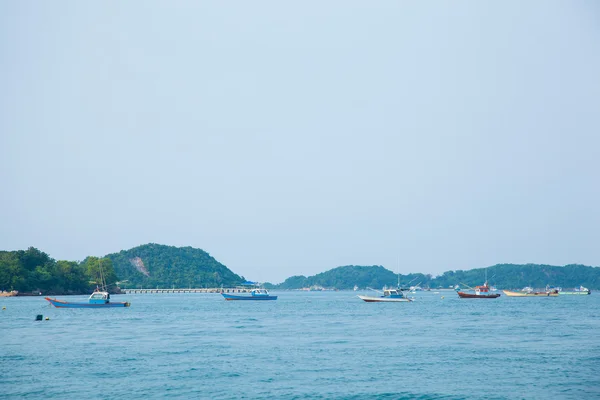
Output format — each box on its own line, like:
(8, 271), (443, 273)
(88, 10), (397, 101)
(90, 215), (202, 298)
(105, 243), (244, 288)
(273, 265), (431, 290)
(0, 247), (118, 295)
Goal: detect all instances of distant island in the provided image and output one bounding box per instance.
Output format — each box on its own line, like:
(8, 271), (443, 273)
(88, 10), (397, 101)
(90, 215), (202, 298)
(266, 264), (600, 291)
(1, 243), (599, 295)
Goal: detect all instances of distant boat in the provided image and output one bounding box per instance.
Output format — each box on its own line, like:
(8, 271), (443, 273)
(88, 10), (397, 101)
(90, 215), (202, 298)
(359, 263), (413, 302)
(503, 287), (559, 297)
(457, 269), (500, 299)
(559, 286), (591, 295)
(222, 288), (277, 301)
(45, 259), (130, 308)
(45, 292), (131, 308)
(457, 281), (501, 299)
(353, 285), (358, 291)
(357, 287), (412, 303)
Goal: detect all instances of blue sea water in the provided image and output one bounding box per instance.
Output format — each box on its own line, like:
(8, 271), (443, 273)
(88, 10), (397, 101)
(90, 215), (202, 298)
(2, 291), (599, 399)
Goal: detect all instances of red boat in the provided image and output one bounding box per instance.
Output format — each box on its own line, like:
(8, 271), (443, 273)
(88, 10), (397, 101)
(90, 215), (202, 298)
(457, 282), (500, 299)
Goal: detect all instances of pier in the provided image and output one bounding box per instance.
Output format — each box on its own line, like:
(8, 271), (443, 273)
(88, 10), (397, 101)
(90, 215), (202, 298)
(121, 288), (252, 294)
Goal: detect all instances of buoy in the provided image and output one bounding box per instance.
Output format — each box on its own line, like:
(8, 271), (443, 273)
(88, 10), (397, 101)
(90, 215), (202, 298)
(35, 314), (43, 321)
(45, 317), (50, 321)
(2, 306), (5, 310)
(441, 296), (444, 299)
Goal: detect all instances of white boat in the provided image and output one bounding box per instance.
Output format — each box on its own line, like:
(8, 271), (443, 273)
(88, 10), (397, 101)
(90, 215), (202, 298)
(357, 287), (412, 303)
(353, 285), (358, 291)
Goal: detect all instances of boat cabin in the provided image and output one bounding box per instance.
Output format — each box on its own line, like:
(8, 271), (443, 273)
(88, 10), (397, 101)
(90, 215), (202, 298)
(89, 291), (110, 304)
(474, 283), (490, 295)
(250, 289), (270, 297)
(383, 289), (405, 299)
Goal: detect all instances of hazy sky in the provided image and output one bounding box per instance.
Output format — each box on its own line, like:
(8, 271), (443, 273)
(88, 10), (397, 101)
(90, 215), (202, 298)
(1, 1), (599, 283)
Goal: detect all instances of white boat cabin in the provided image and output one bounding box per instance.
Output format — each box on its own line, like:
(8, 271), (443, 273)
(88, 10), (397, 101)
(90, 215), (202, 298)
(383, 289), (405, 298)
(89, 291), (111, 304)
(474, 283), (491, 295)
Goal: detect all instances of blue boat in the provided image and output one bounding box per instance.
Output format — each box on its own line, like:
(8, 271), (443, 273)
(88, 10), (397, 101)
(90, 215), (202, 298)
(222, 288), (277, 301)
(45, 291), (131, 308)
(45, 259), (130, 308)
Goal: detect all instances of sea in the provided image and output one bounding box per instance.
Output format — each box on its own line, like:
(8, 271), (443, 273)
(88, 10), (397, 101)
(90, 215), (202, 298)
(2, 290), (599, 399)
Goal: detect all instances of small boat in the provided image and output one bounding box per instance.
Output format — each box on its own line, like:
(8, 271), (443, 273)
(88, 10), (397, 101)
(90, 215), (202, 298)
(559, 286), (591, 295)
(222, 288), (277, 301)
(503, 287), (559, 297)
(45, 291), (131, 308)
(358, 287), (413, 303)
(457, 281), (500, 299)
(353, 285), (358, 291)
(45, 259), (130, 308)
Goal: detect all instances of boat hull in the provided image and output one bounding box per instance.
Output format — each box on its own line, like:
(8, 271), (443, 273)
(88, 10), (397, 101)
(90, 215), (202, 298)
(457, 292), (500, 299)
(45, 297), (130, 308)
(221, 294), (277, 301)
(502, 291), (558, 297)
(357, 295), (412, 303)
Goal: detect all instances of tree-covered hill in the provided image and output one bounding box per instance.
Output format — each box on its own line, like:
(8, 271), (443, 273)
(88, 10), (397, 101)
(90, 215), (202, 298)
(105, 243), (244, 289)
(273, 265), (431, 290)
(271, 263), (600, 290)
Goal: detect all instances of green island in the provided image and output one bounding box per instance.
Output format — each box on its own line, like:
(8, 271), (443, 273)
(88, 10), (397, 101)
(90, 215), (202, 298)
(267, 264), (600, 291)
(1, 243), (599, 295)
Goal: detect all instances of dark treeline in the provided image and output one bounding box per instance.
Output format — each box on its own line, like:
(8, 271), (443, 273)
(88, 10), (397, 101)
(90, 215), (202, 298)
(0, 247), (118, 295)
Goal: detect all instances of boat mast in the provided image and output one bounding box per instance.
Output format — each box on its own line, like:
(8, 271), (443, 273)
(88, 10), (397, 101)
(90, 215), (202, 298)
(397, 257), (400, 289)
(98, 258), (107, 292)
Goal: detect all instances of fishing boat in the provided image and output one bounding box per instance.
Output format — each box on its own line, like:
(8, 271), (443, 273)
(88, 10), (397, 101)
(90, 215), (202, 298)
(559, 286), (591, 295)
(359, 263), (413, 302)
(222, 288), (277, 301)
(45, 259), (130, 308)
(45, 291), (131, 308)
(357, 287), (412, 302)
(457, 281), (500, 299)
(457, 268), (500, 299)
(503, 287), (559, 297)
(357, 278), (414, 303)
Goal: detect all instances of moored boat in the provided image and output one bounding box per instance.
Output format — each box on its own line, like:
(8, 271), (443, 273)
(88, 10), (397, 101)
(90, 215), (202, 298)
(222, 288), (277, 301)
(503, 288), (559, 297)
(45, 258), (130, 308)
(559, 286), (591, 295)
(45, 291), (131, 308)
(357, 287), (412, 303)
(457, 281), (500, 299)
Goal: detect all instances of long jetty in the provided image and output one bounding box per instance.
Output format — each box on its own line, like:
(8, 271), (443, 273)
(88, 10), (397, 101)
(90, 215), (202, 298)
(122, 288), (252, 294)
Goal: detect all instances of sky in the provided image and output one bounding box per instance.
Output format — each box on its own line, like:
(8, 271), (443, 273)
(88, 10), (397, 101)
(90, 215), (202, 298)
(1, 1), (599, 283)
